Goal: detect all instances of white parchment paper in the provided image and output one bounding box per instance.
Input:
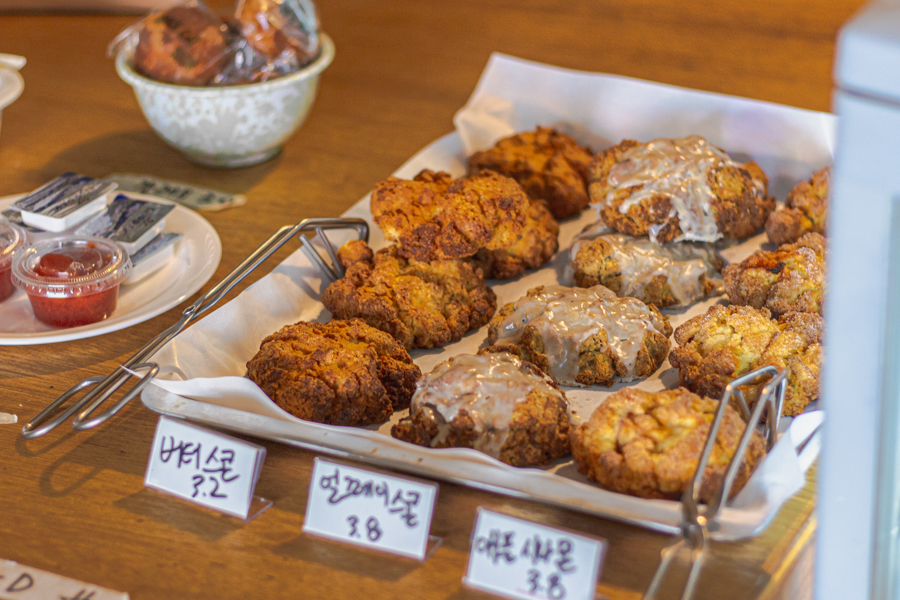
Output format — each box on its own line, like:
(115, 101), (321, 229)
(143, 53), (833, 539)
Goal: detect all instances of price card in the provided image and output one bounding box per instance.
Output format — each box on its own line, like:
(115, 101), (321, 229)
(464, 509), (606, 600)
(0, 559), (128, 600)
(144, 416), (266, 519)
(303, 458), (438, 560)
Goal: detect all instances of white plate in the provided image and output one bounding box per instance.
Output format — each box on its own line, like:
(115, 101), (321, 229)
(0, 192), (221, 345)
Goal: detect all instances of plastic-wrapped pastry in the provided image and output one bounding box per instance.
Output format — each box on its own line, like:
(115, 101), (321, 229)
(570, 387), (765, 502)
(571, 224), (723, 308)
(391, 353), (571, 467)
(588, 135), (774, 244)
(485, 285), (673, 387)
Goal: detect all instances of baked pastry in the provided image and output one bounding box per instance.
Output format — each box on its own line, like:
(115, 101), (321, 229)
(485, 285), (673, 387)
(321, 241), (496, 350)
(468, 126), (594, 220)
(669, 305), (822, 416)
(246, 319), (421, 426)
(572, 231), (723, 308)
(588, 136), (775, 243)
(766, 167), (829, 245)
(724, 232), (825, 317)
(370, 169), (529, 262)
(471, 197), (559, 280)
(391, 353), (571, 467)
(237, 0), (315, 64)
(133, 6), (234, 86)
(570, 387), (765, 502)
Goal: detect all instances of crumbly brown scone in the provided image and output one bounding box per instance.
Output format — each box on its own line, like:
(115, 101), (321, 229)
(322, 241), (496, 350)
(391, 353), (571, 467)
(570, 387), (765, 502)
(724, 232), (825, 316)
(246, 319), (421, 426)
(572, 233), (723, 308)
(766, 167), (829, 246)
(669, 305), (822, 416)
(588, 136), (775, 243)
(471, 198), (560, 280)
(485, 285), (673, 387)
(133, 6), (234, 86)
(370, 169), (529, 262)
(468, 127), (594, 220)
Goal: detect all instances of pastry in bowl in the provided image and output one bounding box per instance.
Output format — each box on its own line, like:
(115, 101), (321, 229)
(766, 167), (829, 246)
(321, 241), (496, 350)
(572, 232), (723, 308)
(724, 232), (825, 317)
(246, 319), (421, 426)
(485, 285), (673, 387)
(391, 353), (571, 467)
(370, 169), (529, 262)
(588, 135), (775, 243)
(468, 126), (594, 220)
(471, 196), (559, 280)
(570, 387), (765, 502)
(669, 305), (822, 416)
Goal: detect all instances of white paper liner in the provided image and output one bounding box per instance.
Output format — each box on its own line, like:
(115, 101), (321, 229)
(142, 53), (833, 540)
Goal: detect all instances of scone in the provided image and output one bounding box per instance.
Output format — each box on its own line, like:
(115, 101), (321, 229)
(471, 197), (559, 280)
(246, 319), (421, 426)
(588, 135), (775, 243)
(766, 167), (829, 245)
(468, 126), (594, 219)
(570, 387), (765, 502)
(321, 241), (496, 350)
(391, 353), (571, 467)
(572, 231), (723, 308)
(724, 232), (825, 316)
(669, 305), (823, 416)
(485, 285), (673, 387)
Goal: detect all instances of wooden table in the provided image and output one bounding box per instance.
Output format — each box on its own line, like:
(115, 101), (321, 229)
(0, 1), (863, 598)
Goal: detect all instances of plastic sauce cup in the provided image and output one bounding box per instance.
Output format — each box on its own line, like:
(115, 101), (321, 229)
(12, 236), (131, 327)
(0, 221), (26, 302)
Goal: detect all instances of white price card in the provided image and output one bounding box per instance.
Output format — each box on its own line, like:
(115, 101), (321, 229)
(464, 509), (606, 600)
(0, 559), (128, 600)
(303, 458), (438, 560)
(144, 416), (266, 519)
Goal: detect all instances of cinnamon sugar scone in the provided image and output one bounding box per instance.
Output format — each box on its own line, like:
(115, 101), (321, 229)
(468, 126), (594, 220)
(766, 167), (829, 245)
(724, 232), (825, 317)
(572, 232), (723, 308)
(485, 285), (673, 387)
(246, 319), (421, 426)
(570, 387), (765, 502)
(588, 136), (775, 244)
(322, 241), (496, 350)
(391, 353), (571, 467)
(669, 305), (823, 416)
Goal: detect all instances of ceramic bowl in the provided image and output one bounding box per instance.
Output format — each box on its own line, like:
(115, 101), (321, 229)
(115, 34), (334, 168)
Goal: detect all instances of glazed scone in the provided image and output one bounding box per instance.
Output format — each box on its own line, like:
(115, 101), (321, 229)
(247, 319), (421, 426)
(766, 167), (829, 246)
(391, 353), (571, 467)
(370, 169), (529, 262)
(570, 387), (765, 502)
(485, 285), (673, 387)
(468, 126), (594, 220)
(588, 136), (775, 244)
(724, 232), (825, 317)
(669, 305), (823, 416)
(572, 232), (723, 308)
(322, 241), (496, 350)
(471, 197), (559, 280)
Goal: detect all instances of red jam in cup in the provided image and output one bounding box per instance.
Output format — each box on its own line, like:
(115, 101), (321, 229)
(0, 222), (27, 302)
(11, 237), (131, 327)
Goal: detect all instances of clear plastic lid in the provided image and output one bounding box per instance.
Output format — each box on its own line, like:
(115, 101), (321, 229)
(12, 236), (132, 297)
(0, 221), (26, 271)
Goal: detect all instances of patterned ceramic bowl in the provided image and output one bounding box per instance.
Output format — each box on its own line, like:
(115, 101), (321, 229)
(115, 34), (334, 168)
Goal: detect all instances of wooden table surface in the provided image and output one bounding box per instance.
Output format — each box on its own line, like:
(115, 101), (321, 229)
(0, 1), (863, 599)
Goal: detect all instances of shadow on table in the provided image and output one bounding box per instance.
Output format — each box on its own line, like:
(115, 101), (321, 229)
(272, 534), (422, 582)
(31, 130), (281, 196)
(113, 488), (242, 542)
